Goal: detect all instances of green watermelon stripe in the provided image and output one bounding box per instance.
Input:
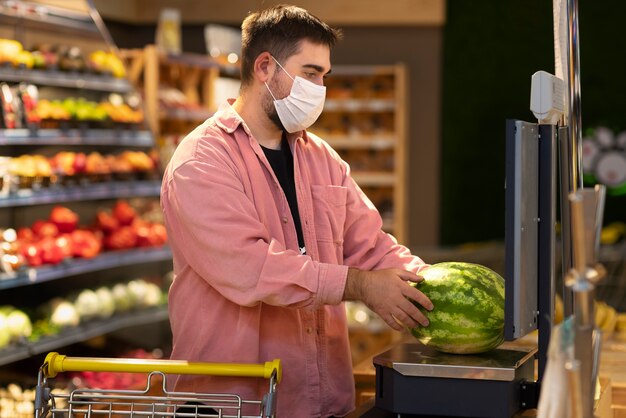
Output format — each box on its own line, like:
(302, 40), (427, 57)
(418, 272), (503, 310)
(409, 262), (505, 354)
(412, 298), (503, 328)
(431, 263), (505, 299)
(425, 263), (504, 303)
(426, 311), (501, 332)
(415, 285), (503, 322)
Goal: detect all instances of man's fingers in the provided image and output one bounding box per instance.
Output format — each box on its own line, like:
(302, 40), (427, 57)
(404, 286), (434, 311)
(396, 269), (422, 284)
(363, 269), (434, 331)
(381, 313), (404, 331)
(391, 309), (418, 329)
(398, 298), (429, 327)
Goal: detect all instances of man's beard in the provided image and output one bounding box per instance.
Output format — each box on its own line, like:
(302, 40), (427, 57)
(263, 76), (286, 131)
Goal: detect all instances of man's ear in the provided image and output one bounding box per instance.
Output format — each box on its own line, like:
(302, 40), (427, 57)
(253, 52), (274, 83)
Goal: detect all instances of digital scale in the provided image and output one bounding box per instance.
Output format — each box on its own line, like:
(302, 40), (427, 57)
(362, 122), (554, 418)
(354, 0), (605, 417)
(372, 343), (536, 418)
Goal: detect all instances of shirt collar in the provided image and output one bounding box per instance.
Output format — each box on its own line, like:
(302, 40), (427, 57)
(213, 99), (307, 146)
(213, 99), (246, 134)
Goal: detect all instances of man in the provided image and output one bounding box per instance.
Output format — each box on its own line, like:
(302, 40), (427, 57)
(161, 4), (433, 417)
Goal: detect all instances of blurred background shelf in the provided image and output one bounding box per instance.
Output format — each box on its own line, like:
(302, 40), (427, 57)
(311, 64), (407, 243)
(0, 0), (100, 38)
(323, 135), (396, 150)
(351, 172), (396, 187)
(0, 128), (154, 146)
(160, 51), (239, 76)
(159, 107), (213, 122)
(0, 179), (162, 208)
(0, 0), (172, 381)
(0, 67), (132, 92)
(0, 246), (172, 290)
(0, 306), (169, 366)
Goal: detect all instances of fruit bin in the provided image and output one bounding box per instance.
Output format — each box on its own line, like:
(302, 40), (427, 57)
(0, 2), (177, 404)
(34, 352), (281, 418)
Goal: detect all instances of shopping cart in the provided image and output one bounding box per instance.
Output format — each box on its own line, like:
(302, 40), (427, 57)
(34, 352), (281, 418)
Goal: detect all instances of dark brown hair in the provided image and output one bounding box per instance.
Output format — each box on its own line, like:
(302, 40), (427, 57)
(240, 4), (342, 86)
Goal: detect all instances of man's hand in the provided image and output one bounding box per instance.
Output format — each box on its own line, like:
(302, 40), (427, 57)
(343, 268), (433, 331)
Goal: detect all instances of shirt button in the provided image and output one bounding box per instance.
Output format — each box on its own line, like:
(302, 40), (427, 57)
(306, 327), (314, 334)
(282, 217), (288, 224)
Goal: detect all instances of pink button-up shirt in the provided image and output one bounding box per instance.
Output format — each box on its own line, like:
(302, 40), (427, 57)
(161, 101), (426, 417)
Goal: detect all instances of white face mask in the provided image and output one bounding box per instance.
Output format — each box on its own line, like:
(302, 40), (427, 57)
(264, 56), (326, 133)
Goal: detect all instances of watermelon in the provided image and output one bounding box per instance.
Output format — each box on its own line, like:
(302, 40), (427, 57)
(409, 262), (505, 354)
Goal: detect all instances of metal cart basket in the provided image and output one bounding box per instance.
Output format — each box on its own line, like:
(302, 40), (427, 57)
(34, 352), (281, 418)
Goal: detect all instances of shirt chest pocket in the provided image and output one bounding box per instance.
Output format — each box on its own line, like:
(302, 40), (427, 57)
(311, 185), (348, 245)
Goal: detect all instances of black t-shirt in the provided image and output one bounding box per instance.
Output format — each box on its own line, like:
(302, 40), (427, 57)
(261, 136), (306, 255)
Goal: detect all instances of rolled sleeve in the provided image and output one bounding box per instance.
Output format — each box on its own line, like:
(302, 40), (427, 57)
(317, 263), (349, 306)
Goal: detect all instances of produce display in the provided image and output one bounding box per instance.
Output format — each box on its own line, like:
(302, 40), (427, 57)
(1, 150), (158, 194)
(599, 221), (626, 245)
(0, 276), (166, 350)
(31, 278), (165, 341)
(0, 306), (32, 349)
(0, 200), (166, 273)
(0, 85), (144, 130)
(0, 39), (29, 68)
(0, 383), (41, 418)
(408, 262), (505, 354)
(0, 9), (171, 403)
(596, 300), (620, 341)
(0, 39), (125, 77)
(0, 39), (143, 130)
(98, 200), (168, 250)
(35, 96), (144, 127)
(0, 83), (40, 129)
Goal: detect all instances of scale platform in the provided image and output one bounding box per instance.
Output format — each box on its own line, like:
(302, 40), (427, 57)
(372, 343), (537, 418)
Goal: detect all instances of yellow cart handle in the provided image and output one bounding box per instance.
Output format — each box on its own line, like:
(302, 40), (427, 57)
(42, 352), (281, 383)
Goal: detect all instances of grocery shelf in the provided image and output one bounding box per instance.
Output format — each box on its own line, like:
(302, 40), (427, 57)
(0, 128), (154, 146)
(0, 306), (169, 366)
(160, 107), (213, 122)
(324, 99), (395, 112)
(0, 0), (171, 371)
(323, 135), (396, 150)
(351, 172), (396, 187)
(0, 343), (29, 366)
(0, 246), (172, 290)
(0, 2), (100, 39)
(327, 65), (398, 76)
(382, 219), (393, 232)
(0, 179), (161, 208)
(161, 52), (240, 77)
(312, 65), (407, 242)
(0, 67), (132, 93)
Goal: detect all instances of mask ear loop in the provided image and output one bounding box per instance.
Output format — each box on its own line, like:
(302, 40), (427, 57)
(264, 81), (278, 101)
(265, 55), (294, 101)
(271, 55), (294, 81)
